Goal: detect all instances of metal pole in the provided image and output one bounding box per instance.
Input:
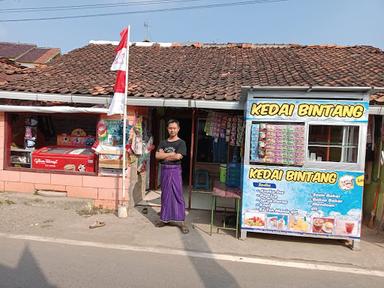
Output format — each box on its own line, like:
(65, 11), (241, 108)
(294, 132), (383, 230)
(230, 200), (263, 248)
(122, 26), (131, 202)
(188, 108), (196, 210)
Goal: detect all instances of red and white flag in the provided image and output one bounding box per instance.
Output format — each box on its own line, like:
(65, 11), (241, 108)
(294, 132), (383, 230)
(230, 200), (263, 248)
(108, 28), (129, 115)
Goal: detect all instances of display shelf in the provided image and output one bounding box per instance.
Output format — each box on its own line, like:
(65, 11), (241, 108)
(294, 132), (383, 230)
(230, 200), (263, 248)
(97, 150), (123, 155)
(98, 162), (124, 169)
(11, 162), (31, 166)
(98, 168), (123, 176)
(10, 147), (35, 152)
(10, 146), (33, 168)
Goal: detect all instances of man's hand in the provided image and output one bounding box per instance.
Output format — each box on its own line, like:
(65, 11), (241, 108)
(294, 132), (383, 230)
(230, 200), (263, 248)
(155, 149), (168, 160)
(156, 149), (183, 161)
(165, 152), (182, 161)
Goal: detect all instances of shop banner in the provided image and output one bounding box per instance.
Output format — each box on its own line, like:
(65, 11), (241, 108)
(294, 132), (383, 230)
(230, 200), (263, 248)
(246, 99), (369, 122)
(241, 165), (364, 239)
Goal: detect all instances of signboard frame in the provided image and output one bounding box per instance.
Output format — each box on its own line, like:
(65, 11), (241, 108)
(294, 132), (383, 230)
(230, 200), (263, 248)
(241, 89), (369, 246)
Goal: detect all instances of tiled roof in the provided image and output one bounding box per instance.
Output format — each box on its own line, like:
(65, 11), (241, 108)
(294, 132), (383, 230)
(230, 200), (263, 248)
(0, 42), (36, 59)
(35, 48), (61, 64)
(2, 43), (384, 102)
(0, 42), (61, 65)
(370, 92), (384, 103)
(0, 58), (31, 86)
(17, 48), (61, 64)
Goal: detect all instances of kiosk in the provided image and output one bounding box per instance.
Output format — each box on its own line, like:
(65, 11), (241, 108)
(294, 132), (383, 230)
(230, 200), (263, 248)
(241, 87), (369, 249)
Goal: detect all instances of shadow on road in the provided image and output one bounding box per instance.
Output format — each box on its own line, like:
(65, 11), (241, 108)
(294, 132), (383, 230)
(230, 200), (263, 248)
(0, 245), (56, 288)
(182, 224), (241, 288)
(140, 204), (241, 288)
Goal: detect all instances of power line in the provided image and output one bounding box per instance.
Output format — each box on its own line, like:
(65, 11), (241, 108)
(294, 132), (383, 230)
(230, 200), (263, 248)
(0, 0), (206, 13)
(0, 0), (287, 22)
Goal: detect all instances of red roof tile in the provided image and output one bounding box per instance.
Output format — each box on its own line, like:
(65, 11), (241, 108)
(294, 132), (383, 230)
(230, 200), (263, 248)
(0, 58), (32, 86)
(34, 48), (61, 64)
(1, 43), (384, 103)
(17, 48), (61, 64)
(0, 42), (36, 59)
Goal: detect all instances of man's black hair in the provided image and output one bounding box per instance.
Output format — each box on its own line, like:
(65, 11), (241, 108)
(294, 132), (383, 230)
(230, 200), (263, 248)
(167, 119), (180, 127)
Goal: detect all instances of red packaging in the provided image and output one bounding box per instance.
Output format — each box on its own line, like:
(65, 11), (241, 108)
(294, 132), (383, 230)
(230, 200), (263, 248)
(32, 146), (96, 173)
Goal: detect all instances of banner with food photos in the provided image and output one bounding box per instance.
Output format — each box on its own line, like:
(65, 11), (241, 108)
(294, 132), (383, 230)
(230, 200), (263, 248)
(241, 165), (364, 239)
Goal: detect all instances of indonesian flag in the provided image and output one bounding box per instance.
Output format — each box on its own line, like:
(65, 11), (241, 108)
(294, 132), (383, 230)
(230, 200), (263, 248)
(108, 28), (129, 115)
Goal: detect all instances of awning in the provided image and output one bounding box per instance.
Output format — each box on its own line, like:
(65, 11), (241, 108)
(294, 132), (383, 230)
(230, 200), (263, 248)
(0, 105), (108, 114)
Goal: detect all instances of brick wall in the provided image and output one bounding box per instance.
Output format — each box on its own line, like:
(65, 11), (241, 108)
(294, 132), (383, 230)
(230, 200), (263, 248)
(0, 165), (133, 210)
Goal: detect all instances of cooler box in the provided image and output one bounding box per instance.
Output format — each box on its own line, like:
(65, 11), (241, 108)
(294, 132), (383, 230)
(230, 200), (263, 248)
(32, 146), (96, 173)
(226, 163), (241, 188)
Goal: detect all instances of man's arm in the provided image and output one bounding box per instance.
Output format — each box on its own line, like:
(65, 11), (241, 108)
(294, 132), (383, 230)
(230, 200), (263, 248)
(155, 149), (182, 161)
(155, 149), (170, 160)
(163, 141), (185, 161)
(165, 153), (183, 161)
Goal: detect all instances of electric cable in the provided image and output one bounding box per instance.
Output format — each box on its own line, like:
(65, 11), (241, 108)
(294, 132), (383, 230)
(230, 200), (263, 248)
(0, 0), (287, 22)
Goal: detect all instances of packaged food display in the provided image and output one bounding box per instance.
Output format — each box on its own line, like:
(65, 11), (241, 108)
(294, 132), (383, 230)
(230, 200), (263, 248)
(249, 123), (305, 166)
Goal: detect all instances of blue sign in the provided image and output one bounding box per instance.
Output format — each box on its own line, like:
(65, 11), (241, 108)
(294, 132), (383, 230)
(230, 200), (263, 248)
(241, 165), (364, 239)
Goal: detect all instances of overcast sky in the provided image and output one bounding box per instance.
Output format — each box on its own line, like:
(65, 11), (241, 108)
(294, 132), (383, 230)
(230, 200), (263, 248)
(0, 0), (383, 53)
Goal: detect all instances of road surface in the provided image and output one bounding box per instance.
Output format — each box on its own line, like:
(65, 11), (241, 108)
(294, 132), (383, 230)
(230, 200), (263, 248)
(0, 235), (383, 288)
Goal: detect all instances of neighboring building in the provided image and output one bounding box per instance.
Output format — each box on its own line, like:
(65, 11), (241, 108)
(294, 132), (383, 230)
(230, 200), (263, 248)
(0, 41), (383, 219)
(0, 42), (61, 68)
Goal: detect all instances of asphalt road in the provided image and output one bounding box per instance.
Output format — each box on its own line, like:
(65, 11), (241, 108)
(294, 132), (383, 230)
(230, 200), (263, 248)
(0, 237), (383, 288)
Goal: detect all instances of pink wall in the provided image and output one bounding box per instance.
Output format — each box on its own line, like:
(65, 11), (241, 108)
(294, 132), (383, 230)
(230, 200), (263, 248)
(0, 112), (137, 210)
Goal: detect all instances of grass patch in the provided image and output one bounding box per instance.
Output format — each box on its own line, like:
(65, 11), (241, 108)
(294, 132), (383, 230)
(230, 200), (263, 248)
(0, 199), (16, 205)
(76, 203), (114, 216)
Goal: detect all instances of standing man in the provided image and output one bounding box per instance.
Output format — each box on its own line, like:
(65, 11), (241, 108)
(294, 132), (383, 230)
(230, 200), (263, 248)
(155, 119), (189, 234)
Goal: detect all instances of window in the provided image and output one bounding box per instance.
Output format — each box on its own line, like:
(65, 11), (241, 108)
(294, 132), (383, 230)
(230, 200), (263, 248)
(308, 125), (359, 163)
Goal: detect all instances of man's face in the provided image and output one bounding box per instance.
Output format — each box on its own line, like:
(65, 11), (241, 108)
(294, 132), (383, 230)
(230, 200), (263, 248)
(167, 122), (180, 137)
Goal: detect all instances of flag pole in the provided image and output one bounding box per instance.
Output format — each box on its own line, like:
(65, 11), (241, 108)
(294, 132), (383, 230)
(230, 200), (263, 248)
(122, 25), (130, 206)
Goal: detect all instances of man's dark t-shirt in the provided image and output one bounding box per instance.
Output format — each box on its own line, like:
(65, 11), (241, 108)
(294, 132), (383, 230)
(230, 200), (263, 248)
(158, 139), (187, 165)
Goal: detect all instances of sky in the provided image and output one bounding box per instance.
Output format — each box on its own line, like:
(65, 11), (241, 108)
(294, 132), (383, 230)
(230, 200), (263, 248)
(0, 0), (383, 53)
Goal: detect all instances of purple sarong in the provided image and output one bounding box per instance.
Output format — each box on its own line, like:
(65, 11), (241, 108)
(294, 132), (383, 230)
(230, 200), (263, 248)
(160, 164), (185, 222)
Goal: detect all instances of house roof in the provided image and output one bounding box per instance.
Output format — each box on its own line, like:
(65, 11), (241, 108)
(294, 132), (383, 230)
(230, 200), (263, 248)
(0, 42), (36, 59)
(0, 42), (61, 65)
(0, 58), (32, 86)
(1, 42), (384, 102)
(16, 47), (61, 64)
